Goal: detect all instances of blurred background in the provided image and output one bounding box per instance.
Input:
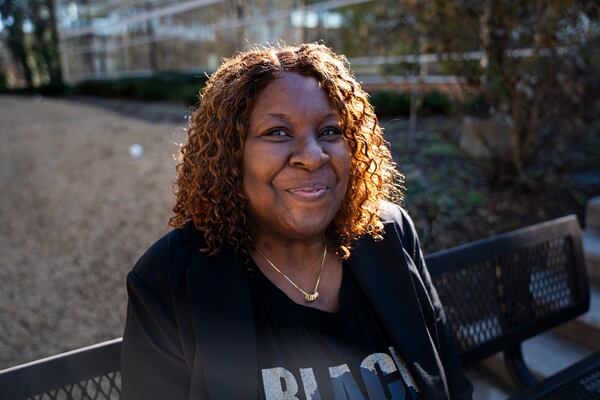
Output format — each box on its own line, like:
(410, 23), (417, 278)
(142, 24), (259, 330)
(0, 1), (598, 398)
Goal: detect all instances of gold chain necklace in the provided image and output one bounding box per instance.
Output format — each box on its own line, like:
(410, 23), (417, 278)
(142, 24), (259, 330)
(256, 239), (327, 302)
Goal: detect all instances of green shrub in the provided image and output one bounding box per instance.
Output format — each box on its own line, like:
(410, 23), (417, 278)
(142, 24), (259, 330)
(463, 94), (490, 116)
(75, 80), (120, 97)
(370, 91), (411, 116)
(136, 78), (169, 100)
(73, 72), (207, 103)
(0, 83), (66, 96)
(370, 90), (454, 117)
(0, 72), (7, 91)
(167, 84), (200, 105)
(421, 90), (452, 115)
(38, 82), (67, 96)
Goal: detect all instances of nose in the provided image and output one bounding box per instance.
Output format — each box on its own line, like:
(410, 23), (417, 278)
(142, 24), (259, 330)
(289, 135), (329, 170)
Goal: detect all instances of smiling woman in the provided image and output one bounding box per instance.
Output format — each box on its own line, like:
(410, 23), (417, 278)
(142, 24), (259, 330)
(243, 74), (351, 245)
(121, 43), (473, 400)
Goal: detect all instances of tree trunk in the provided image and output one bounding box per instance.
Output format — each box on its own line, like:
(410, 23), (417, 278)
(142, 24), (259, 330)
(45, 0), (63, 85)
(480, 0), (510, 112)
(3, 2), (34, 87)
(30, 0), (51, 83)
(9, 0), (63, 88)
(145, 1), (158, 72)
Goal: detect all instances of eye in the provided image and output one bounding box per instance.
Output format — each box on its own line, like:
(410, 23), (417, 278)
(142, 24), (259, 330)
(320, 127), (342, 137)
(265, 128), (289, 138)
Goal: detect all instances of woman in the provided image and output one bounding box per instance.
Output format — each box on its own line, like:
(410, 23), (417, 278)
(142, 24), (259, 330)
(121, 43), (473, 400)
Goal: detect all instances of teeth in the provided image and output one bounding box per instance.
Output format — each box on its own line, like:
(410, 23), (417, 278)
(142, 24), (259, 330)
(290, 186), (326, 193)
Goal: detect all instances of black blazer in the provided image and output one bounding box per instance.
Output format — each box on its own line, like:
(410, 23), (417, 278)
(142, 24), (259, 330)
(121, 203), (473, 399)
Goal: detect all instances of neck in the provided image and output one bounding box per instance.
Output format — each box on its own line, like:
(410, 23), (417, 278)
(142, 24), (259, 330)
(251, 234), (327, 274)
(248, 228), (342, 311)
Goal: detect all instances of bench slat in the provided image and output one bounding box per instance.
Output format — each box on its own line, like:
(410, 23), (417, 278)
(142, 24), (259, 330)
(0, 339), (121, 399)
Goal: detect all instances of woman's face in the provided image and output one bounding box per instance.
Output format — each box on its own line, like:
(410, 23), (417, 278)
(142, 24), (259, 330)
(242, 73), (351, 242)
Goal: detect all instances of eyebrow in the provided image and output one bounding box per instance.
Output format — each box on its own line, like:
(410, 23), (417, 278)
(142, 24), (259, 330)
(262, 112), (338, 122)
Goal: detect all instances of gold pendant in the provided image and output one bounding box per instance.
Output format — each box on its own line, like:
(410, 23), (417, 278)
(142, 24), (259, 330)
(305, 291), (319, 302)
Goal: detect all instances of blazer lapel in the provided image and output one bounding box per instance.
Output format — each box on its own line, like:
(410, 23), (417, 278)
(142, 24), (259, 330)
(348, 222), (449, 400)
(186, 248), (258, 399)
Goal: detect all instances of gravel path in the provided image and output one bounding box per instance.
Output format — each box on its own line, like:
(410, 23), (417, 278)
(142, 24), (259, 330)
(0, 95), (187, 369)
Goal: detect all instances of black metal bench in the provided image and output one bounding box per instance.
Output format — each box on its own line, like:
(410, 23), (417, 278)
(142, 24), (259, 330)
(427, 214), (599, 399)
(1, 215), (597, 399)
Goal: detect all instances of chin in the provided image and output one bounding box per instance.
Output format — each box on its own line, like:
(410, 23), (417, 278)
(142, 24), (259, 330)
(285, 215), (333, 238)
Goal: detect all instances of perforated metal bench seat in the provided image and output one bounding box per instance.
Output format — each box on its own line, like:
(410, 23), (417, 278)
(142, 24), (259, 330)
(509, 351), (600, 399)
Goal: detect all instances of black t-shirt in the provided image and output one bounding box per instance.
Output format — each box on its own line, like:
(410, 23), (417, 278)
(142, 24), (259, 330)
(247, 260), (422, 400)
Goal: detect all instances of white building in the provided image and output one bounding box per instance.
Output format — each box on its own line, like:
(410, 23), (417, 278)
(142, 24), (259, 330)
(56, 0), (371, 83)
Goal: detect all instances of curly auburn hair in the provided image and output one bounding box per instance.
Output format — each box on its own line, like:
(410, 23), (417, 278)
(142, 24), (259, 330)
(170, 43), (403, 258)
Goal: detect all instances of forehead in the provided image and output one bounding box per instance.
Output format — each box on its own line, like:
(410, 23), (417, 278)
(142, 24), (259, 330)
(249, 73), (337, 122)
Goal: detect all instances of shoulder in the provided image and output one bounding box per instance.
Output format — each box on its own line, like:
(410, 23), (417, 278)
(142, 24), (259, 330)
(129, 224), (208, 300)
(132, 228), (191, 277)
(378, 200), (419, 251)
(378, 199), (404, 223)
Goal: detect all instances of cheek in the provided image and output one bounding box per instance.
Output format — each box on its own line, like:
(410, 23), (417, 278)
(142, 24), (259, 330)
(335, 146), (352, 185)
(242, 147), (266, 184)
(241, 153), (259, 202)
(244, 143), (291, 185)
(244, 161), (274, 190)
(241, 148), (282, 204)
(338, 152), (353, 203)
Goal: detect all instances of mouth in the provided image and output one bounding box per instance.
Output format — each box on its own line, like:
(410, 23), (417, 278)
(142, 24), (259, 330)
(287, 184), (329, 200)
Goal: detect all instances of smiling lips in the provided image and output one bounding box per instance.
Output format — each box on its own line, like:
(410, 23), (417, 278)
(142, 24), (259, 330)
(287, 184), (329, 200)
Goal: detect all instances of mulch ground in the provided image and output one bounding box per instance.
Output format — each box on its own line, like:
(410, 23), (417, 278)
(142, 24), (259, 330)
(0, 95), (185, 369)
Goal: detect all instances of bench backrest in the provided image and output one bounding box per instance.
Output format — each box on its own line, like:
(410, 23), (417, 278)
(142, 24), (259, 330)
(424, 215), (589, 367)
(0, 338), (121, 399)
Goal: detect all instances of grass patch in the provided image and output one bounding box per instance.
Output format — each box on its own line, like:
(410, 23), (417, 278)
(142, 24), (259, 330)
(465, 190), (487, 211)
(421, 142), (458, 156)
